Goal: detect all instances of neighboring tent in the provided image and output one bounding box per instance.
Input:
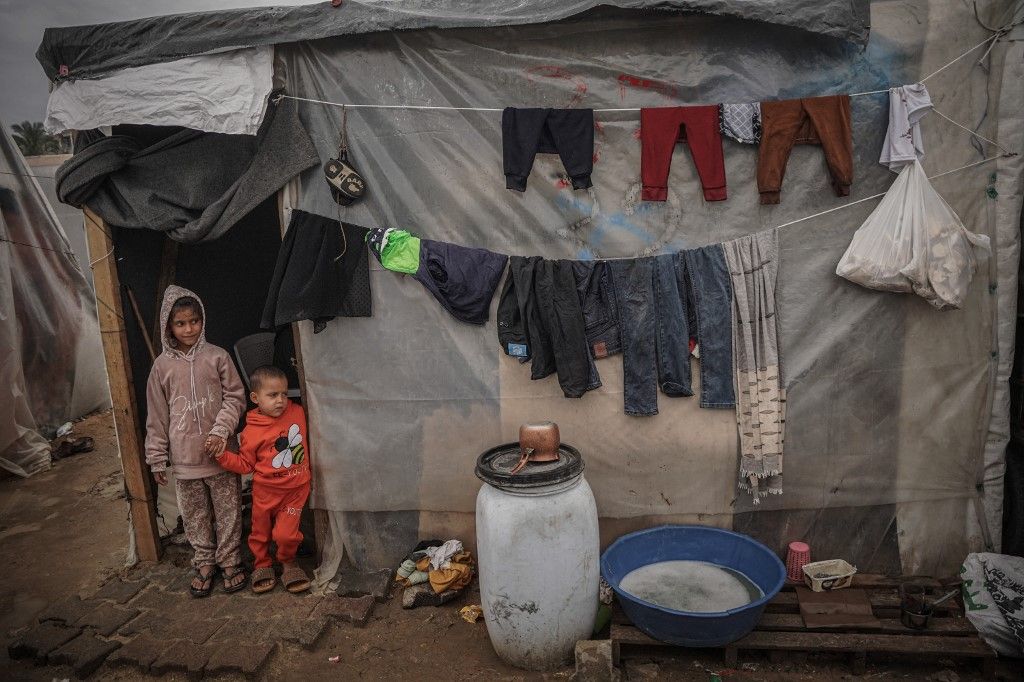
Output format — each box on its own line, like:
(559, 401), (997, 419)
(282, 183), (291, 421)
(36, 1), (1024, 578)
(0, 123), (110, 477)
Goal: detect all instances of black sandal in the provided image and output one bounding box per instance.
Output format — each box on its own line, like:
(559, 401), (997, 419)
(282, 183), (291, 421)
(189, 566), (217, 598)
(222, 566), (248, 593)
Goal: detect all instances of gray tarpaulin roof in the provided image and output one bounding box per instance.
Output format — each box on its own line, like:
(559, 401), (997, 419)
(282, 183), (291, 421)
(36, 0), (870, 82)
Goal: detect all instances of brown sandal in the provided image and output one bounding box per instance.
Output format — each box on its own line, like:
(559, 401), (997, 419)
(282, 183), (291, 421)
(251, 566), (276, 594)
(281, 564), (311, 593)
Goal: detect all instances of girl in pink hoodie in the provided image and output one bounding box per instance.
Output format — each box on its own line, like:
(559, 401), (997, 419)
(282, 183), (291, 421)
(145, 285), (247, 597)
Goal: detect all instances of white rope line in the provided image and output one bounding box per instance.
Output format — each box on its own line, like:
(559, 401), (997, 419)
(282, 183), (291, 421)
(281, 97), (502, 112)
(585, 154), (1007, 260)
(771, 154), (1007, 230)
(89, 246), (115, 267)
(847, 32), (1002, 96)
(278, 31), (1007, 112)
(931, 108), (1016, 156)
(920, 33), (1001, 83)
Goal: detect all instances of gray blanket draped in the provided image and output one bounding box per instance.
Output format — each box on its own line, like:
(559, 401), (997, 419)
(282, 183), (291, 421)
(55, 96), (319, 244)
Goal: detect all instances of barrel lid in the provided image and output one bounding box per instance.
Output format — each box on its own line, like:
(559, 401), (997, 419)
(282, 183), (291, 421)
(475, 442), (584, 490)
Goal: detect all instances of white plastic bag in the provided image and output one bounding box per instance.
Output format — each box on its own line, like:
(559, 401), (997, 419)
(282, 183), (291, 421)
(961, 552), (1024, 658)
(836, 160), (990, 309)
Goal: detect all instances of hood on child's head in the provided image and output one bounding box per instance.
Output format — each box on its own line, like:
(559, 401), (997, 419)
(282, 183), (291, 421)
(159, 285), (208, 359)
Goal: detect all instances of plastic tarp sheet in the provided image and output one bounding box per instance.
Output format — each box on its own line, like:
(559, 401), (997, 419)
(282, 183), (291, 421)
(0, 124), (109, 476)
(275, 1), (1023, 577)
(35, 1), (870, 83)
(44, 47), (273, 136)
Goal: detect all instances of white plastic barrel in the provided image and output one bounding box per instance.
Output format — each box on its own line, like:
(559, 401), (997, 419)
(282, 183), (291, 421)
(475, 443), (599, 671)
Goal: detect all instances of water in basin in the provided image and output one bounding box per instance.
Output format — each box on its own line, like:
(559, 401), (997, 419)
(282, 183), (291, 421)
(619, 560), (763, 613)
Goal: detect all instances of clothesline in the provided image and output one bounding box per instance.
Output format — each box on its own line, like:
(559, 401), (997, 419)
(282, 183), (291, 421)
(771, 153), (1008, 231)
(588, 152), (1009, 260)
(0, 235), (76, 258)
(275, 32), (1004, 113)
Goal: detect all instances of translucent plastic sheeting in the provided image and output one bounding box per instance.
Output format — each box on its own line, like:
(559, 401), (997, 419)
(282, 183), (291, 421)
(45, 47), (273, 136)
(1, 124), (109, 476)
(35, 0), (870, 83)
(279, 2), (1022, 575)
(27, 157), (111, 418)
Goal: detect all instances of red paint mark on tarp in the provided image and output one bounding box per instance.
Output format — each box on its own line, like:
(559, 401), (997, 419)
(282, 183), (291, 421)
(525, 65), (588, 107)
(617, 73), (678, 101)
(632, 127), (642, 140)
(555, 177), (571, 189)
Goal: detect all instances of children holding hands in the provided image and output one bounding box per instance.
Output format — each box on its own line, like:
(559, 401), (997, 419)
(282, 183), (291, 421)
(145, 286), (312, 597)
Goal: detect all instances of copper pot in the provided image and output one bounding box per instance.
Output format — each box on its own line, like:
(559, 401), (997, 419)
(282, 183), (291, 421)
(510, 422), (560, 474)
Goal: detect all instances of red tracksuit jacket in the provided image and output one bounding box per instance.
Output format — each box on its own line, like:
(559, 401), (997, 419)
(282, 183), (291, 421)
(219, 401), (311, 489)
(218, 400), (311, 567)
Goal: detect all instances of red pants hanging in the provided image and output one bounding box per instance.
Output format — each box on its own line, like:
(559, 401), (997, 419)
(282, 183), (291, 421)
(248, 483), (309, 568)
(641, 106), (727, 202)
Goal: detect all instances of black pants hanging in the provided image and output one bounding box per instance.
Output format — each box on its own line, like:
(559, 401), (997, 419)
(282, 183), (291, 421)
(502, 108), (594, 192)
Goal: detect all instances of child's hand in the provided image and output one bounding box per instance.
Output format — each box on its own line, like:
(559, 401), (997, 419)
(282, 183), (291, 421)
(153, 471), (168, 486)
(204, 435), (226, 458)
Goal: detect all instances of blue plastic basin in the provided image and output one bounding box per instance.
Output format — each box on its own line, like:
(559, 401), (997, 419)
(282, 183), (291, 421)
(601, 525), (786, 647)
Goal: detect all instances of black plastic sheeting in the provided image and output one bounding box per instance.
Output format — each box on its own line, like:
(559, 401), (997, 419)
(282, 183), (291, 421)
(36, 0), (870, 82)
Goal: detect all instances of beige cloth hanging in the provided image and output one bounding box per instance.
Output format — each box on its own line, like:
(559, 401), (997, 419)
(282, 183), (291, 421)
(723, 229), (785, 502)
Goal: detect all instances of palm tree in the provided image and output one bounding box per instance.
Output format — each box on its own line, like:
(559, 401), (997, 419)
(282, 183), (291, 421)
(11, 121), (61, 156)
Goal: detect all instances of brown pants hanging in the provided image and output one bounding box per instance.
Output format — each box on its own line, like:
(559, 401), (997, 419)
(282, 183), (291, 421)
(756, 95), (852, 205)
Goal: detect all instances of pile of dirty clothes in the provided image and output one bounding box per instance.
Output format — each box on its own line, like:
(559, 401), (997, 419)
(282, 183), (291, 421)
(394, 539), (475, 609)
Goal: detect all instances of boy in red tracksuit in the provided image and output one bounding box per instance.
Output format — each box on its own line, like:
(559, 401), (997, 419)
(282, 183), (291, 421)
(216, 365), (312, 594)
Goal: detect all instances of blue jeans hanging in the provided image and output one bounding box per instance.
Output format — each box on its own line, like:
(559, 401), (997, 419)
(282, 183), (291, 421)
(611, 248), (734, 416)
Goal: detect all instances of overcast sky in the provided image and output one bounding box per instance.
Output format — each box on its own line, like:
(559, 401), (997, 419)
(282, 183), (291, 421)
(0, 0), (314, 127)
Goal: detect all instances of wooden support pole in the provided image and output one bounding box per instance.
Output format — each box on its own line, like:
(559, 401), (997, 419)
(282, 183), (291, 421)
(84, 208), (162, 562)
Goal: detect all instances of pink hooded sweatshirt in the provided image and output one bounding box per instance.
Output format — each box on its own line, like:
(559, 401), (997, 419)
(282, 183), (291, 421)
(145, 285), (245, 480)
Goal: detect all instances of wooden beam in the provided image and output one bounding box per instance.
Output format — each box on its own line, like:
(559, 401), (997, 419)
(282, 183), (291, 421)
(84, 208), (162, 562)
(275, 190), (329, 563)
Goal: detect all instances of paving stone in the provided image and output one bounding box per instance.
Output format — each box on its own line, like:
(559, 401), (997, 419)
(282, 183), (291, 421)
(135, 563), (179, 589)
(48, 631), (121, 678)
(89, 578), (147, 604)
(335, 569), (393, 602)
(570, 640), (621, 682)
(8, 621), (83, 661)
(210, 616), (276, 645)
(203, 591), (255, 617)
(118, 611), (172, 637)
(205, 641), (276, 678)
(38, 596), (97, 625)
(311, 594), (375, 626)
(281, 615), (330, 650)
(76, 602), (141, 636)
(131, 586), (181, 613)
(166, 570), (198, 594)
(150, 639), (209, 680)
(255, 591), (319, 620)
(166, 616), (228, 644)
(106, 633), (167, 672)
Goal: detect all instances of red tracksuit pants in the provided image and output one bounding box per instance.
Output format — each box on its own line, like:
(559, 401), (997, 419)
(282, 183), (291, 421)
(249, 483), (309, 568)
(641, 105), (727, 202)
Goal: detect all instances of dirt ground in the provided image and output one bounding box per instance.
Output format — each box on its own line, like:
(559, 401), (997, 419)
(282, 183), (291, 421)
(0, 410), (1019, 681)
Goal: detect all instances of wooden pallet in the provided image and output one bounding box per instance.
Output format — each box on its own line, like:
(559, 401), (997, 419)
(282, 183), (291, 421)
(610, 574), (997, 676)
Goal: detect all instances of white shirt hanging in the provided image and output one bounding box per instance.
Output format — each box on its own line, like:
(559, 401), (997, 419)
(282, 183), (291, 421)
(879, 84), (933, 171)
